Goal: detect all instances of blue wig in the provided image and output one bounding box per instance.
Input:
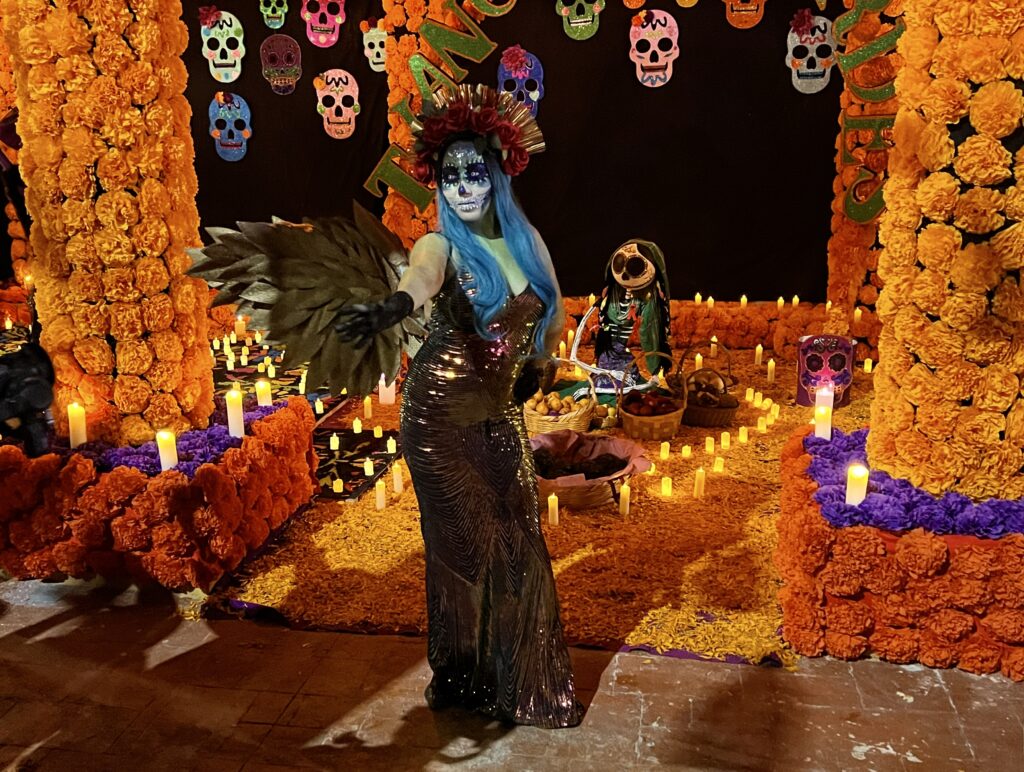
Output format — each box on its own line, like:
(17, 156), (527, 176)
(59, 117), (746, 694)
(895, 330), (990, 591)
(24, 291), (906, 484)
(437, 154), (557, 354)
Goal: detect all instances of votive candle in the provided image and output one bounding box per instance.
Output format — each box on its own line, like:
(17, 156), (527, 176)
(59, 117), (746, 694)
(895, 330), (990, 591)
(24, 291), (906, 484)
(762, 398), (773, 411)
(156, 430), (178, 471)
(315, 398), (324, 415)
(753, 392), (763, 408)
(212, 338), (220, 350)
(255, 379), (272, 407)
(67, 402), (87, 448)
(777, 297), (784, 311)
(745, 387), (755, 403)
(619, 482), (631, 516)
(681, 445), (692, 459)
(559, 341), (567, 360)
(393, 463), (404, 493)
(754, 344), (763, 365)
(771, 404), (781, 419)
(864, 358), (874, 374)
(353, 417), (362, 434)
(767, 358), (776, 384)
(705, 436), (715, 454)
(757, 416), (767, 433)
(713, 456), (724, 473)
(386, 437), (397, 454)
(329, 433), (340, 451)
(791, 295), (799, 307)
(363, 396), (373, 419)
(814, 405), (832, 440)
(660, 441), (670, 460)
(720, 431), (730, 450)
(240, 354), (248, 367)
(588, 293), (597, 306)
(548, 493), (559, 526)
(738, 426), (749, 444)
(364, 457), (374, 476)
(694, 467), (706, 498)
(234, 315), (246, 337)
(375, 479), (386, 509)
(379, 374), (396, 405)
(707, 296), (714, 310)
(254, 331), (263, 344)
(332, 479), (344, 493)
(225, 389), (244, 439)
(267, 364), (276, 379)
(815, 387), (835, 409)
(846, 464), (869, 505)
(257, 362), (265, 373)
(661, 476), (672, 496)
(229, 331), (237, 344)
(854, 307), (863, 323)
(695, 353), (703, 370)
(695, 292), (702, 305)
(710, 335), (718, 358)
(740, 294), (747, 308)
(567, 328), (575, 349)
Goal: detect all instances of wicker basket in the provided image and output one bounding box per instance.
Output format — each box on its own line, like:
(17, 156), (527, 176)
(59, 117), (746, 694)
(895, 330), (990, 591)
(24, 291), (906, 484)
(619, 351), (686, 441)
(531, 430), (651, 510)
(679, 341), (741, 428)
(524, 360), (597, 435)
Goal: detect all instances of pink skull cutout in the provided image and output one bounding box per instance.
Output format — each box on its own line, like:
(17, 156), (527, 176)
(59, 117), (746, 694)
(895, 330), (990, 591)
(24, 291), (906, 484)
(315, 69), (359, 139)
(302, 0), (345, 48)
(629, 10), (679, 88)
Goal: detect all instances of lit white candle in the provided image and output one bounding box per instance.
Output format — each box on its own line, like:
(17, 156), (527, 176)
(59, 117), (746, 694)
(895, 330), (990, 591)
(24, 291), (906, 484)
(757, 416), (767, 433)
(713, 456), (724, 473)
(777, 297), (784, 311)
(661, 476), (672, 496)
(267, 364), (276, 379)
(825, 300), (832, 312)
(738, 426), (749, 444)
(814, 405), (832, 440)
(230, 331), (237, 344)
(681, 445), (692, 459)
(791, 295), (799, 307)
(315, 398), (324, 415)
(767, 358), (776, 384)
(864, 358), (874, 374)
(255, 379), (272, 407)
(329, 433), (340, 451)
(212, 337), (220, 351)
(854, 307), (863, 323)
(695, 291), (702, 305)
(707, 296), (715, 310)
(695, 352), (703, 370)
(332, 479), (344, 493)
(740, 294), (747, 309)
(375, 479), (386, 509)
(226, 358), (235, 372)
(619, 482), (631, 516)
(660, 441), (670, 460)
(364, 457), (374, 476)
(257, 362), (265, 373)
(548, 493), (559, 526)
(721, 431), (730, 450)
(745, 387), (755, 403)
(255, 331), (263, 344)
(815, 387), (835, 409)
(156, 430), (178, 471)
(710, 335), (718, 358)
(588, 293), (597, 306)
(363, 396), (373, 419)
(754, 392), (763, 408)
(225, 389), (244, 438)
(67, 402), (87, 448)
(762, 398), (773, 411)
(393, 463), (404, 493)
(379, 374), (396, 405)
(754, 344), (763, 366)
(374, 425), (383, 438)
(846, 464), (869, 505)
(567, 328), (575, 349)
(245, 336), (252, 347)
(240, 354), (248, 367)
(705, 436), (714, 454)
(771, 404), (781, 419)
(559, 341), (567, 360)
(386, 437), (397, 454)
(694, 467), (706, 498)
(767, 412), (777, 427)
(234, 315), (246, 337)
(222, 335), (230, 350)
(353, 417), (362, 434)
(6, 316), (15, 330)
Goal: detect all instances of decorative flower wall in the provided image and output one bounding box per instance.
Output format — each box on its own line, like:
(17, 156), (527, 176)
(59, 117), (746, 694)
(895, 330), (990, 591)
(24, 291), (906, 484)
(0, 0), (214, 446)
(867, 0), (1024, 500)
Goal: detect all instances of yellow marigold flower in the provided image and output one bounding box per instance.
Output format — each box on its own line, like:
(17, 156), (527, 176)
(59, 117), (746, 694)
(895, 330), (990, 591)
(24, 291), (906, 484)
(954, 187), (1006, 233)
(915, 172), (959, 221)
(885, 187), (922, 230)
(916, 120), (955, 170)
(116, 338), (154, 376)
(941, 291), (989, 331)
(959, 35), (1009, 84)
(933, 0), (972, 37)
(993, 276), (1024, 322)
(972, 0), (1024, 37)
(992, 221), (1024, 269)
(917, 224), (963, 273)
(1004, 186), (1024, 220)
(94, 227), (134, 268)
(141, 293), (175, 332)
(970, 81), (1024, 138)
(134, 256), (170, 297)
(113, 375), (152, 415)
(898, 25), (939, 70)
(922, 78), (972, 124)
(911, 268), (950, 316)
(1004, 31), (1024, 79)
(95, 190), (140, 231)
(102, 266), (141, 303)
(954, 134), (1012, 185)
(951, 243), (1003, 293)
(108, 302), (144, 339)
(72, 336), (115, 376)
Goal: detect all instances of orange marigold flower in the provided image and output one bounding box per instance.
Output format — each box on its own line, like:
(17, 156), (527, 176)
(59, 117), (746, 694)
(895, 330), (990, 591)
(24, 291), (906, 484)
(916, 223), (962, 271)
(894, 529), (948, 578)
(993, 276), (1024, 322)
(953, 134), (1012, 186)
(1001, 646), (1024, 682)
(134, 256), (170, 296)
(116, 338), (154, 376)
(960, 35), (1009, 83)
(970, 81), (1024, 138)
(871, 626), (920, 664)
(972, 0), (1024, 36)
(921, 78), (971, 124)
(113, 374), (153, 414)
(951, 243), (1003, 293)
(958, 636), (1002, 674)
(95, 190), (140, 231)
(918, 634), (960, 668)
(914, 171), (959, 221)
(108, 302), (145, 339)
(940, 291), (987, 331)
(915, 120), (955, 171)
(72, 336), (114, 375)
(992, 221), (1024, 270)
(101, 266), (139, 303)
(1005, 28), (1024, 79)
(953, 187), (1005, 234)
(897, 25), (938, 70)
(149, 329), (184, 362)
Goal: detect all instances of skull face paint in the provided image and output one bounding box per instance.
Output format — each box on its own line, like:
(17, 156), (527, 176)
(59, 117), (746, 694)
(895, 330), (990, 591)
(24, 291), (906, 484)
(722, 0), (767, 29)
(315, 69), (359, 139)
(796, 335), (854, 407)
(611, 243), (655, 290)
(362, 26), (387, 72)
(259, 0), (288, 29)
(208, 92), (252, 162)
(555, 0), (604, 41)
(629, 10), (680, 88)
(201, 9), (246, 84)
(302, 0), (345, 48)
(786, 14), (836, 94)
(440, 141), (493, 225)
(498, 46), (544, 117)
(260, 34), (301, 95)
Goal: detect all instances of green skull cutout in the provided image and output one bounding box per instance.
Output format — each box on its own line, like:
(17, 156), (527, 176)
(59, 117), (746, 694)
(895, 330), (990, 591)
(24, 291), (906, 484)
(555, 0), (604, 41)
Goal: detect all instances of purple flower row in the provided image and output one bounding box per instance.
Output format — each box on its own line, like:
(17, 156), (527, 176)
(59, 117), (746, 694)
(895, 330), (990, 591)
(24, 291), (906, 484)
(804, 428), (1024, 539)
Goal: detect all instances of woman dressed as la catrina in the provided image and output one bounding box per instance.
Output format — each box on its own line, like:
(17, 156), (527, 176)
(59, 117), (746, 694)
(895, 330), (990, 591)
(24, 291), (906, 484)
(336, 86), (582, 729)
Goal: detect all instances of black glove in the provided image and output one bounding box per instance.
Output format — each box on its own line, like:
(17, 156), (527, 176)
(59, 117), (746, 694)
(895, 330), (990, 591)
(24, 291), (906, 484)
(513, 358), (554, 405)
(334, 291), (415, 347)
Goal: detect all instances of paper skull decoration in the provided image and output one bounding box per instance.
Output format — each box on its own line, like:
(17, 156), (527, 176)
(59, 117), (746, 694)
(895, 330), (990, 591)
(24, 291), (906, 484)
(555, 0), (604, 41)
(315, 69), (359, 139)
(497, 46), (544, 117)
(260, 34), (301, 95)
(610, 242), (655, 291)
(722, 0), (767, 29)
(302, 0), (345, 48)
(259, 0), (287, 29)
(361, 19), (387, 73)
(199, 7), (245, 84)
(208, 92), (252, 162)
(785, 11), (836, 94)
(796, 334), (854, 407)
(629, 10), (680, 88)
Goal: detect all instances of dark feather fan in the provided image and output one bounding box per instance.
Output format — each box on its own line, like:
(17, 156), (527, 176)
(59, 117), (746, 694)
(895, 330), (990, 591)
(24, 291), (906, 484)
(187, 205), (427, 396)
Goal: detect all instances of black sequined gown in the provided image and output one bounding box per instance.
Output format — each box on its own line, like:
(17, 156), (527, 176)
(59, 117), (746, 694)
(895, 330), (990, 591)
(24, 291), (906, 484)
(400, 266), (582, 729)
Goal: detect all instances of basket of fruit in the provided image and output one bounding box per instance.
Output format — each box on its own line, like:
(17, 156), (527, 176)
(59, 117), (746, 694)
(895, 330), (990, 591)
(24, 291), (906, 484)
(531, 430), (651, 510)
(524, 361), (597, 435)
(677, 341), (741, 427)
(619, 351), (686, 441)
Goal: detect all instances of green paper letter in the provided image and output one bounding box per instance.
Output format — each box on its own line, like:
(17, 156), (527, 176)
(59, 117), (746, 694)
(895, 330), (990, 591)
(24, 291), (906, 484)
(364, 144), (434, 212)
(466, 0), (516, 15)
(417, 0), (498, 82)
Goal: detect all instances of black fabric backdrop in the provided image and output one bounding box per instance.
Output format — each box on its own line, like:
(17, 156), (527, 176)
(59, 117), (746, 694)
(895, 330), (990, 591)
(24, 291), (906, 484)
(185, 0), (843, 301)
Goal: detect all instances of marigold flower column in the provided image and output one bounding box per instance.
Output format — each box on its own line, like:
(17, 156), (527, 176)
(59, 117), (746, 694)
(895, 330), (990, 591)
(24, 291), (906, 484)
(868, 0), (1024, 500)
(1, 0), (213, 444)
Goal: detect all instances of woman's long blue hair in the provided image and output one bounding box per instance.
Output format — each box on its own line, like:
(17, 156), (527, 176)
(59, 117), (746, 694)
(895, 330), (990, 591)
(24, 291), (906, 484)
(436, 154), (558, 354)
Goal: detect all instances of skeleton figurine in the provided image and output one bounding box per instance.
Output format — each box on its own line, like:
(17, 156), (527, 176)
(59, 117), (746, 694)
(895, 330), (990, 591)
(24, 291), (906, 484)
(587, 239), (672, 392)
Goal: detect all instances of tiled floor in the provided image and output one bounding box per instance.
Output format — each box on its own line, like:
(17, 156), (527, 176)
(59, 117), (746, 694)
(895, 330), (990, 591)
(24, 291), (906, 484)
(0, 579), (1022, 771)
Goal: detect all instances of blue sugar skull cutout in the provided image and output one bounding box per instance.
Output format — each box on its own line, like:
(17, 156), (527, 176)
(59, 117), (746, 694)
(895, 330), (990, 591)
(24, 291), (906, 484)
(497, 45), (544, 117)
(208, 92), (252, 162)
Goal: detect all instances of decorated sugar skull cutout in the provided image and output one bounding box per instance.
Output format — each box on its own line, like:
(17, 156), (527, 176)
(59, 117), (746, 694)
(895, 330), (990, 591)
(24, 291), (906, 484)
(555, 0), (604, 41)
(208, 92), (252, 162)
(796, 334), (854, 407)
(361, 20), (387, 73)
(315, 69), (359, 139)
(610, 243), (655, 291)
(629, 10), (680, 88)
(497, 46), (544, 117)
(302, 0), (345, 48)
(199, 7), (246, 84)
(259, 0), (287, 29)
(722, 0), (767, 29)
(786, 11), (836, 94)
(260, 34), (302, 95)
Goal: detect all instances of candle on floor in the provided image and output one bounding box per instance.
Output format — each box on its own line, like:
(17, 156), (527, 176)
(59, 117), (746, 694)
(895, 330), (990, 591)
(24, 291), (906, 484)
(267, 364), (276, 379)
(240, 354), (248, 367)
(705, 436), (715, 454)
(738, 426), (749, 444)
(846, 464), (869, 505)
(375, 479), (386, 510)
(5, 317), (14, 331)
(771, 404), (781, 419)
(245, 336), (252, 347)
(67, 402), (87, 448)
(762, 398), (773, 412)
(753, 392), (763, 408)
(380, 375), (397, 406)
(387, 437), (397, 454)
(225, 389), (244, 438)
(229, 331), (237, 344)
(681, 445), (692, 459)
(315, 398), (324, 415)
(363, 396), (373, 419)
(299, 373), (307, 395)
(695, 353), (703, 370)
(694, 467), (706, 498)
(156, 430), (178, 471)
(255, 331), (263, 344)
(695, 292), (702, 305)
(567, 328), (575, 349)
(234, 315), (246, 337)
(548, 493), (559, 526)
(393, 463), (404, 493)
(588, 293), (597, 306)
(854, 307), (863, 323)
(353, 417), (362, 434)
(713, 456), (724, 473)
(619, 482), (631, 516)
(660, 441), (670, 460)
(825, 300), (832, 312)
(791, 295), (799, 307)
(661, 476), (672, 496)
(257, 363), (265, 373)
(707, 296), (715, 310)
(720, 432), (730, 450)
(740, 294), (747, 309)
(710, 335), (718, 358)
(646, 463), (656, 476)
(332, 479), (344, 493)
(212, 337), (220, 350)
(255, 379), (272, 407)
(559, 341), (567, 360)
(864, 358), (874, 374)
(329, 433), (339, 451)
(777, 297), (784, 311)
(754, 344), (763, 365)
(767, 358), (776, 384)
(364, 457), (374, 476)
(745, 387), (755, 403)
(815, 387), (835, 409)
(814, 405), (832, 440)
(222, 335), (230, 351)
(374, 425), (383, 438)
(226, 358), (235, 372)
(757, 416), (767, 433)
(766, 413), (776, 427)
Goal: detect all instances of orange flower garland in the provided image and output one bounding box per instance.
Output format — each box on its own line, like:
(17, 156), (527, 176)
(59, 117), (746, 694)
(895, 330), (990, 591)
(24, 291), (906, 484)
(1, 0), (213, 446)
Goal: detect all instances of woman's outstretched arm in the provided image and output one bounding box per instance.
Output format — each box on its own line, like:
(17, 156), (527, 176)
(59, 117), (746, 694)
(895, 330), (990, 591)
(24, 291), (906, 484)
(399, 232), (449, 310)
